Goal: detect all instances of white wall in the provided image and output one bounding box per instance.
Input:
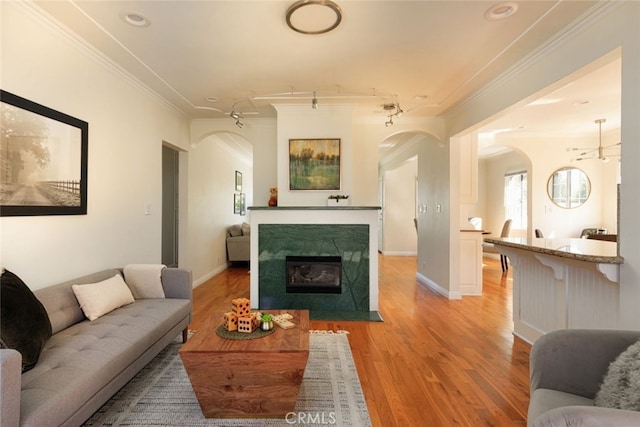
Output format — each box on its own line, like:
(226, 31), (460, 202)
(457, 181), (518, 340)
(274, 104), (355, 207)
(381, 160), (417, 255)
(0, 2), (190, 290)
(478, 131), (620, 240)
(479, 151), (529, 239)
(446, 2), (640, 328)
(186, 133), (253, 285)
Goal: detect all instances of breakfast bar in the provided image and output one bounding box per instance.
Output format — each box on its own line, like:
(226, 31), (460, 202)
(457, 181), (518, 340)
(484, 237), (623, 344)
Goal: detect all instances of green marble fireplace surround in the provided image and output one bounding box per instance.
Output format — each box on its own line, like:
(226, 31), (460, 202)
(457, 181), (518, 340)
(259, 224), (369, 312)
(249, 206), (381, 321)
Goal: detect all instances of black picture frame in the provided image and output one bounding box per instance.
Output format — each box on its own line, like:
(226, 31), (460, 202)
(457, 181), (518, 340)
(1, 90), (88, 216)
(234, 193), (245, 215)
(235, 170), (242, 192)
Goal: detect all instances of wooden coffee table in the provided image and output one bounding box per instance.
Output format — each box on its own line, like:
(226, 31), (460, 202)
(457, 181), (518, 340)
(179, 309), (310, 418)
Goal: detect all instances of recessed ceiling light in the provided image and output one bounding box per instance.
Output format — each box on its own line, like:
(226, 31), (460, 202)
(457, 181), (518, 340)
(573, 99), (590, 105)
(122, 12), (150, 27)
(413, 94), (429, 100)
(485, 2), (518, 21)
(286, 0), (342, 35)
(206, 97), (218, 103)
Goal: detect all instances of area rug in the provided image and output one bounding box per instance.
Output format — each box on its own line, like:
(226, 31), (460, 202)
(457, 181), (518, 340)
(83, 333), (371, 427)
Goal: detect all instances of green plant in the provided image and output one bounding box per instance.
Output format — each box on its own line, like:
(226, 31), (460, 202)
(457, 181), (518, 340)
(261, 313), (273, 322)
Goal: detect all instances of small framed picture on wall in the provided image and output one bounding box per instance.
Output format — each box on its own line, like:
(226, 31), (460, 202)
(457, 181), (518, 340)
(235, 170), (242, 192)
(234, 193), (245, 215)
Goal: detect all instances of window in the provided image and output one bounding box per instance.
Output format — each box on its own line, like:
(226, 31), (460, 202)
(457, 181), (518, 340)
(504, 171), (527, 229)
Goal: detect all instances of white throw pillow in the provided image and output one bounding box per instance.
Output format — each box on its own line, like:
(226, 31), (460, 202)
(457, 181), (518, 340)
(123, 264), (166, 299)
(72, 274), (135, 321)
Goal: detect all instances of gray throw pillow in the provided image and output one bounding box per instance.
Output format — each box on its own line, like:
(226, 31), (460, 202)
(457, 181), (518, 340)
(594, 339), (640, 411)
(0, 269), (52, 372)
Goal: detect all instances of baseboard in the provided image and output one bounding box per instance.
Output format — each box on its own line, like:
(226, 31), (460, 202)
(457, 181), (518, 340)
(192, 264), (229, 288)
(416, 272), (462, 300)
(380, 250), (418, 256)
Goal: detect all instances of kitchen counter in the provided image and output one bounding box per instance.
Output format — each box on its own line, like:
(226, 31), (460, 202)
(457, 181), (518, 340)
(484, 237), (622, 264)
(484, 237), (622, 344)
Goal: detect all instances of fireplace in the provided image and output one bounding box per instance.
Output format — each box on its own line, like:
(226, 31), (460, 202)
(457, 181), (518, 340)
(286, 256), (342, 294)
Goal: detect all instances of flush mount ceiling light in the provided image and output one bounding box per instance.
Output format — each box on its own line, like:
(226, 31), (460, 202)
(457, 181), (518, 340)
(485, 2), (518, 21)
(286, 0), (342, 35)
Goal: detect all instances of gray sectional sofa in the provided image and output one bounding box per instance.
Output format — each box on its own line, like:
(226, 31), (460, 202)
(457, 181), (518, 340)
(0, 267), (192, 427)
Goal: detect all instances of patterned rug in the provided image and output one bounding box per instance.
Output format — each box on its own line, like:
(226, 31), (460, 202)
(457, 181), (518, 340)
(83, 333), (371, 426)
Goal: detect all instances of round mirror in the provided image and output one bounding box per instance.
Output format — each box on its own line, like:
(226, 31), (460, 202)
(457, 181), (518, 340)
(547, 167), (591, 208)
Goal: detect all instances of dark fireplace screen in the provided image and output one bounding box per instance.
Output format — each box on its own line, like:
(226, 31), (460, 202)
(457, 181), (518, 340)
(286, 256), (342, 294)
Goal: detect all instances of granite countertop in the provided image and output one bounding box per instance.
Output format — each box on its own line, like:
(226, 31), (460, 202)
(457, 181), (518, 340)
(484, 237), (623, 264)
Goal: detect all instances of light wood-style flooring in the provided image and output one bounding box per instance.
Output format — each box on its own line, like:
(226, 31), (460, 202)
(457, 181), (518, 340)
(190, 255), (531, 427)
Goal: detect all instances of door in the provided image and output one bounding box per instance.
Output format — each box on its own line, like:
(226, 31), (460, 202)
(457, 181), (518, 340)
(162, 145), (179, 267)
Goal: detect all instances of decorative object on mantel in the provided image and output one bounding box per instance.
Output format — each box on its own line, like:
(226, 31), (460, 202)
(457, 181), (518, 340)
(328, 194), (349, 206)
(268, 187), (278, 206)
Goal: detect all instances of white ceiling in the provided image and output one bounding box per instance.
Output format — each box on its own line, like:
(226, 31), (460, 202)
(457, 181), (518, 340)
(34, 2), (609, 113)
(31, 1), (621, 161)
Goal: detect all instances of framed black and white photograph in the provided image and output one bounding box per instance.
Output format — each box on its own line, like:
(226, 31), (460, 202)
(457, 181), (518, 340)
(0, 90), (88, 216)
(235, 170), (242, 192)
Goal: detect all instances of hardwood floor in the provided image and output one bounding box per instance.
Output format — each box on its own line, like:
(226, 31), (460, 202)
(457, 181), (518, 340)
(190, 256), (531, 427)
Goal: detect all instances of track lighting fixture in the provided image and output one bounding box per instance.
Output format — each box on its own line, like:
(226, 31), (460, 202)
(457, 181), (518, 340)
(229, 111), (244, 128)
(383, 98), (403, 126)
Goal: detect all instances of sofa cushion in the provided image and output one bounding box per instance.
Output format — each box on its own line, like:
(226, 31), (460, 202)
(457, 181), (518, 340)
(241, 222), (250, 236)
(123, 264), (166, 299)
(595, 339), (640, 410)
(228, 224), (243, 237)
(72, 274), (135, 321)
(35, 269), (122, 335)
(0, 269), (52, 372)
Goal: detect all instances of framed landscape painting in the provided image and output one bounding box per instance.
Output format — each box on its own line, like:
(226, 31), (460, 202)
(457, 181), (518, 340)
(0, 90), (88, 216)
(289, 138), (340, 190)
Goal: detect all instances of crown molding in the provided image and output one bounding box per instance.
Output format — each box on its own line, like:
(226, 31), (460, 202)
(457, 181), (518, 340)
(16, 0), (189, 119)
(443, 1), (622, 121)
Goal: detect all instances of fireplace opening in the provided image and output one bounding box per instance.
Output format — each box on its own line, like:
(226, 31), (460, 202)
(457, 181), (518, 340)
(286, 256), (342, 294)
